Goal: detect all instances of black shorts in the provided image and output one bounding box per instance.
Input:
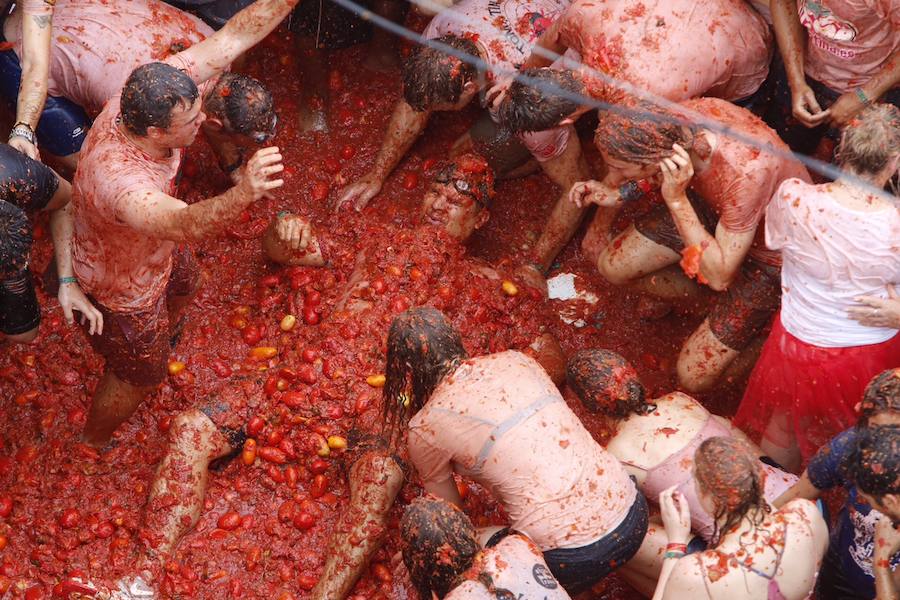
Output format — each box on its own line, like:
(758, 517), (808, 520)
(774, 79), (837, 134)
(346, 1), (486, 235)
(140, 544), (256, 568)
(634, 196), (781, 350)
(469, 111), (533, 176)
(0, 143), (60, 212)
(543, 490), (649, 595)
(0, 271), (39, 335)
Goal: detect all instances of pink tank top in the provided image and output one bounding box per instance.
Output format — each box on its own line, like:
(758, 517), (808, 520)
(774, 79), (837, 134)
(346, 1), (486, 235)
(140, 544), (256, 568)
(624, 415), (798, 541)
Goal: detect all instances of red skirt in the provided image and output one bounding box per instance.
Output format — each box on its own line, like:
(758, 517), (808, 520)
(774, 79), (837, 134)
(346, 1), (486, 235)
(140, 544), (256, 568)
(734, 313), (900, 461)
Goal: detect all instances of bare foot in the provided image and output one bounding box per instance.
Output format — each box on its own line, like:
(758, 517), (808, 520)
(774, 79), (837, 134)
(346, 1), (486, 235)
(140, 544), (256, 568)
(298, 103), (329, 134)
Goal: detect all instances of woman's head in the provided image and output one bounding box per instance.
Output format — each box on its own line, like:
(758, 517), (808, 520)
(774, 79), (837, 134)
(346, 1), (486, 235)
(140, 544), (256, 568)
(400, 496), (480, 598)
(594, 101), (695, 179)
(859, 368), (900, 428)
(836, 104), (900, 179)
(847, 425), (900, 521)
(566, 349), (650, 419)
(694, 437), (767, 544)
(383, 307), (467, 436)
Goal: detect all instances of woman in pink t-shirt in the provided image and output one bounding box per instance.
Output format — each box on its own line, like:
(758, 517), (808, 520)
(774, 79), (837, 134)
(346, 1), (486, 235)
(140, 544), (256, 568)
(735, 104), (900, 471)
(383, 307), (648, 595)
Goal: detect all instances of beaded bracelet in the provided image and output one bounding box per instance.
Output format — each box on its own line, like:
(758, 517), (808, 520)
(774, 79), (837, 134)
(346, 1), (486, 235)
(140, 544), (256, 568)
(664, 551), (685, 560)
(277, 211), (290, 219)
(59, 276), (78, 285)
(855, 87), (871, 106)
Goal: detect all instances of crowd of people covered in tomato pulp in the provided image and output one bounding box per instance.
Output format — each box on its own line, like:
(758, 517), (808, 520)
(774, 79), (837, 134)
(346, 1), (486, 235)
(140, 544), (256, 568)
(0, 0), (898, 597)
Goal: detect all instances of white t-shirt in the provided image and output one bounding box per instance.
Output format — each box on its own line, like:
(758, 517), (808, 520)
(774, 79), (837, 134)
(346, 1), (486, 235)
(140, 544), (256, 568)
(422, 0), (571, 74)
(766, 178), (900, 347)
(444, 534), (571, 599)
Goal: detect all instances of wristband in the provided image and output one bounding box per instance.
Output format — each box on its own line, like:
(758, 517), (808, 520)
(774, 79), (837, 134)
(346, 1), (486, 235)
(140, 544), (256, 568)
(59, 276), (78, 285)
(665, 542), (687, 552)
(9, 122), (36, 146)
(277, 211), (290, 219)
(855, 87), (871, 106)
(664, 551), (685, 560)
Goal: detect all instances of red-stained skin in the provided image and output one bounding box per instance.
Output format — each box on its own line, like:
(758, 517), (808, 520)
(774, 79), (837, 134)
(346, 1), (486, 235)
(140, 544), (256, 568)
(0, 20), (748, 600)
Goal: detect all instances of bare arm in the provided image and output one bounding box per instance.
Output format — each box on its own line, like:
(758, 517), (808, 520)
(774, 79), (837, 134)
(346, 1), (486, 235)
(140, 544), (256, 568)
(520, 19), (567, 70)
(829, 48), (900, 126)
(772, 470), (820, 508)
(337, 101), (431, 210)
(770, 0), (827, 126)
(174, 0), (299, 84)
(424, 477), (464, 508)
(10, 10), (53, 160)
(117, 147), (283, 242)
(874, 516), (900, 600)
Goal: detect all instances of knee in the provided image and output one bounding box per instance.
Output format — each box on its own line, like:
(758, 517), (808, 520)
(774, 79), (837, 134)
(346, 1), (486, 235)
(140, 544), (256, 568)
(596, 252), (631, 286)
(6, 326), (39, 344)
(676, 346), (718, 394)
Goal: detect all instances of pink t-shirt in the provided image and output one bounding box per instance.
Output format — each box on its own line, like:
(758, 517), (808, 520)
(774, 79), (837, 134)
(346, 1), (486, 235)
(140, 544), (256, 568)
(408, 350), (637, 550)
(799, 0), (900, 92)
(71, 54), (198, 312)
(423, 0), (571, 75)
(766, 178), (900, 347)
(681, 98), (811, 266)
(557, 0), (772, 103)
(445, 535), (571, 599)
(12, 0), (212, 116)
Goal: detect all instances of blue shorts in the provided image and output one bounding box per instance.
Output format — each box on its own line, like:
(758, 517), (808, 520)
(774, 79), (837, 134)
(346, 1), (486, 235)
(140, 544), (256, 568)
(0, 32), (89, 156)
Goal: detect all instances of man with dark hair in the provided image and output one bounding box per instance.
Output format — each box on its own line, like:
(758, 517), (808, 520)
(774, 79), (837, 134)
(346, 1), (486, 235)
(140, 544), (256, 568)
(0, 143), (101, 343)
(337, 0), (586, 229)
(0, 0), (277, 173)
(70, 0), (297, 449)
(492, 0), (773, 271)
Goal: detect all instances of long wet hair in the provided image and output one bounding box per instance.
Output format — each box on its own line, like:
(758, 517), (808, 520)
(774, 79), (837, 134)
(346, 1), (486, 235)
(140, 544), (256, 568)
(859, 368), (900, 428)
(694, 437), (768, 546)
(594, 101), (695, 166)
(836, 104), (900, 177)
(566, 349), (654, 422)
(400, 496), (479, 598)
(847, 425), (900, 499)
(383, 307), (467, 439)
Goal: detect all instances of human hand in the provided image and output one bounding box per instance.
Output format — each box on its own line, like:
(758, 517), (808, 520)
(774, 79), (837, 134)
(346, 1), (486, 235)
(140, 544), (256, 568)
(848, 285), (900, 329)
(790, 82), (829, 128)
(275, 213), (314, 251)
(828, 90), (867, 127)
(659, 144), (693, 202)
(336, 172), (383, 212)
(659, 486), (692, 544)
(238, 147), (284, 201)
(874, 515), (900, 562)
(58, 282), (104, 336)
(8, 135), (40, 161)
(485, 74), (515, 110)
(569, 180), (621, 208)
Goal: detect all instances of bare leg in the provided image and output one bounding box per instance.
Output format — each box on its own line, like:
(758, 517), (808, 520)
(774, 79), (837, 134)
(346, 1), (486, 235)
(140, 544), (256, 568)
(296, 37), (329, 133)
(531, 135), (591, 271)
(364, 0), (403, 72)
(760, 411), (801, 473)
(527, 333), (566, 387)
(620, 517), (669, 598)
(143, 409), (233, 560)
(82, 369), (153, 448)
(310, 450), (405, 600)
(677, 318), (739, 393)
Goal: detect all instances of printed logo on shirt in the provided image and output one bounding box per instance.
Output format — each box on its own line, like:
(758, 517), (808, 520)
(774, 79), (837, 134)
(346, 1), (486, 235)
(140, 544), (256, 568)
(532, 564), (558, 589)
(486, 0), (563, 59)
(848, 505), (900, 576)
(799, 1), (859, 59)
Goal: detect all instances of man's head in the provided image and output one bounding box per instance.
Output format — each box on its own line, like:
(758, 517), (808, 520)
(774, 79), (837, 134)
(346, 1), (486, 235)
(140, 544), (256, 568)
(0, 200), (30, 278)
(498, 68), (585, 133)
(565, 349), (650, 418)
(594, 101), (695, 180)
(848, 425), (900, 521)
(403, 35), (481, 112)
(120, 62), (203, 148)
(422, 153), (494, 242)
(400, 496), (480, 598)
(203, 73), (277, 144)
(859, 368), (900, 428)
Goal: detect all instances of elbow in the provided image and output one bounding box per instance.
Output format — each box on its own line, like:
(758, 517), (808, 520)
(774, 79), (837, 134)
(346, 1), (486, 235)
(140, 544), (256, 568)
(706, 277), (731, 293)
(702, 267), (735, 292)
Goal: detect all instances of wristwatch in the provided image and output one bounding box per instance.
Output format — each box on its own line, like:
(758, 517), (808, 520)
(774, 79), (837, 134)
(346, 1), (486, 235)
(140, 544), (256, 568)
(9, 122), (36, 146)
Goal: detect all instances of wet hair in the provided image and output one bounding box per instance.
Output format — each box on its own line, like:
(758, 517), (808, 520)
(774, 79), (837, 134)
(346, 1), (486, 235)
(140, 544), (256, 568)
(836, 104), (900, 176)
(383, 307), (467, 438)
(594, 101), (695, 166)
(847, 425), (900, 499)
(205, 73), (275, 136)
(402, 35), (480, 112)
(435, 152), (496, 208)
(566, 349), (652, 420)
(859, 368), (900, 428)
(0, 200), (31, 278)
(400, 496), (479, 599)
(120, 62), (199, 137)
(498, 68), (584, 133)
(694, 437), (768, 546)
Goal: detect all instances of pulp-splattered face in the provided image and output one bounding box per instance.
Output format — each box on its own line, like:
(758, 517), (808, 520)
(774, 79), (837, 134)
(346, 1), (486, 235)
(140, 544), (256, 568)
(600, 151), (659, 183)
(421, 180), (487, 242)
(155, 97), (206, 149)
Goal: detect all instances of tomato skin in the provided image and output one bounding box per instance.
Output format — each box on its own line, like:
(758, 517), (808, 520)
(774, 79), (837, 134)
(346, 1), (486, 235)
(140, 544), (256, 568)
(58, 508), (80, 529)
(297, 365), (318, 385)
(0, 496), (12, 518)
(217, 511), (242, 531)
(303, 306), (320, 325)
(401, 172), (419, 190)
(309, 458), (329, 475)
(247, 417), (266, 437)
(301, 348), (318, 363)
(310, 474), (328, 499)
(340, 145), (356, 160)
(293, 511), (316, 530)
(258, 447), (287, 464)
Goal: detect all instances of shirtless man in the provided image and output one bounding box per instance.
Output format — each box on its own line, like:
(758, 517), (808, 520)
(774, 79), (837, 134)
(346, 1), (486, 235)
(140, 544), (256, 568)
(336, 0), (590, 253)
(493, 0), (773, 269)
(70, 0), (296, 450)
(0, 0), (277, 173)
